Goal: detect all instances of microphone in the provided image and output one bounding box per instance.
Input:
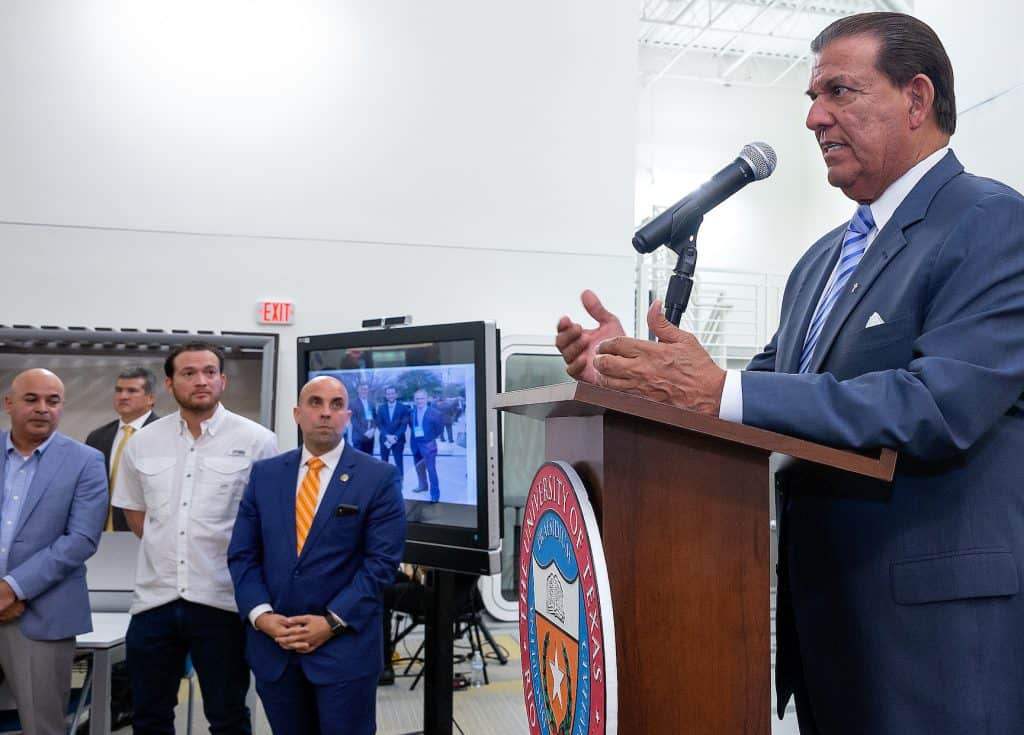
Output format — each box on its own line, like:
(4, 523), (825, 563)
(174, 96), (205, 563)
(633, 141), (777, 254)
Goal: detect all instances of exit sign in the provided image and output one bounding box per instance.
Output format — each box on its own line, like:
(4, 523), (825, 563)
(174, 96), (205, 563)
(258, 301), (294, 325)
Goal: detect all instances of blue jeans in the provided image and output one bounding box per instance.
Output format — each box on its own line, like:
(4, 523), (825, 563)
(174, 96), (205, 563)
(126, 599), (251, 735)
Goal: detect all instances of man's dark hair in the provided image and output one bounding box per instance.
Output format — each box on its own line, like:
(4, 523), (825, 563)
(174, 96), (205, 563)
(164, 342), (226, 378)
(811, 12), (956, 135)
(117, 365), (157, 394)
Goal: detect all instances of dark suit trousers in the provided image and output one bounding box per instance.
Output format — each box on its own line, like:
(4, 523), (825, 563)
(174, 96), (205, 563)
(127, 600), (251, 735)
(256, 657), (377, 735)
(410, 438), (439, 501)
(380, 442), (405, 481)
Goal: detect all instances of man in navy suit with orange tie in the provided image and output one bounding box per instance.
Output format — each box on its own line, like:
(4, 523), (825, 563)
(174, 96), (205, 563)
(228, 376), (405, 735)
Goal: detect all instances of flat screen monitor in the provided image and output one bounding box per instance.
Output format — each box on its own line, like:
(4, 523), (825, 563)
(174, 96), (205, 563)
(297, 321), (501, 574)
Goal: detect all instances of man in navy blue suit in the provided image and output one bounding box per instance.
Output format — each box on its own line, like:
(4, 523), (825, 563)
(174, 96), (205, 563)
(375, 386), (410, 485)
(228, 376), (406, 735)
(557, 13), (1024, 734)
(408, 389), (444, 502)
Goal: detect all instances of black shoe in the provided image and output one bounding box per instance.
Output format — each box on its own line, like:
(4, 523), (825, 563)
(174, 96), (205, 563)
(378, 667), (396, 686)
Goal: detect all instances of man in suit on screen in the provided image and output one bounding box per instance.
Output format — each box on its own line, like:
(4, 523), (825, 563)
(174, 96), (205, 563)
(348, 382), (376, 455)
(409, 389), (444, 502)
(228, 376), (406, 735)
(375, 385), (410, 485)
(555, 12), (1024, 734)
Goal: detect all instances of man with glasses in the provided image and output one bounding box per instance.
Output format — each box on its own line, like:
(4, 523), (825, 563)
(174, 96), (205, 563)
(113, 343), (278, 735)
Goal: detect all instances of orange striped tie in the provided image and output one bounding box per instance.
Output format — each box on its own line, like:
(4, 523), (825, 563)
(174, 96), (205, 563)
(296, 457), (325, 554)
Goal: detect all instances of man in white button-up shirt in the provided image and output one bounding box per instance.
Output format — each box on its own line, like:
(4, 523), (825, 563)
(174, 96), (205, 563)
(113, 343), (278, 735)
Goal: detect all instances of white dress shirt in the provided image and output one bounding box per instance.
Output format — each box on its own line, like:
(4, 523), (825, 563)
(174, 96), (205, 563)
(112, 403), (278, 615)
(247, 440), (346, 627)
(110, 410), (153, 452)
(719, 147), (950, 423)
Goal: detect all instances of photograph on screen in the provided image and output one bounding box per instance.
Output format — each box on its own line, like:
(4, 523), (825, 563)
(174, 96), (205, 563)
(310, 350), (477, 529)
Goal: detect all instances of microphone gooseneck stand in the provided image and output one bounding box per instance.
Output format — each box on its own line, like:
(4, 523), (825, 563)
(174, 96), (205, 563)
(662, 207), (704, 327)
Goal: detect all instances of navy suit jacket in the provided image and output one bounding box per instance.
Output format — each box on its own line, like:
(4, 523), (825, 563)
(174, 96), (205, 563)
(410, 405), (444, 445)
(0, 432), (107, 640)
(375, 402), (411, 443)
(741, 152), (1024, 732)
(349, 397), (375, 438)
(227, 443), (406, 684)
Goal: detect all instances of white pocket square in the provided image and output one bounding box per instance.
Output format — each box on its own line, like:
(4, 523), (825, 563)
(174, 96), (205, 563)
(865, 312), (885, 328)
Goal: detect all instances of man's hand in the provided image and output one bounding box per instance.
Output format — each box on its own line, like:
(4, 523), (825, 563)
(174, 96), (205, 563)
(556, 290), (626, 384)
(275, 615), (333, 654)
(254, 612), (294, 640)
(0, 580), (17, 614)
(0, 601), (26, 623)
(592, 301), (726, 416)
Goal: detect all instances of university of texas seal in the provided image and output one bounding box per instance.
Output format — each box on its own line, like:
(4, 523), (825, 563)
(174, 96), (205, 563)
(519, 461), (616, 735)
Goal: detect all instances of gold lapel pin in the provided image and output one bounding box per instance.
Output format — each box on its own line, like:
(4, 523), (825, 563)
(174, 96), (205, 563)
(340, 473), (350, 482)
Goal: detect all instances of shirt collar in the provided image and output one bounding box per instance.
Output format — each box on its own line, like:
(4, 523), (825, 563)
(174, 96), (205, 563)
(120, 410), (152, 432)
(866, 147), (949, 235)
(300, 439), (345, 474)
(5, 431), (57, 459)
(176, 402), (227, 437)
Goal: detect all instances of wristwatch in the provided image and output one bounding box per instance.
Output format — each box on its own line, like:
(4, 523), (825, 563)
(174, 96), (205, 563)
(324, 612), (346, 637)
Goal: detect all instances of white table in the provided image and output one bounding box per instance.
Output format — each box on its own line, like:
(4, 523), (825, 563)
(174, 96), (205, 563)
(76, 612), (131, 735)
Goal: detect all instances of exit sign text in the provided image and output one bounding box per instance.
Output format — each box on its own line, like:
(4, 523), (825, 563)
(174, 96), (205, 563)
(258, 301), (294, 325)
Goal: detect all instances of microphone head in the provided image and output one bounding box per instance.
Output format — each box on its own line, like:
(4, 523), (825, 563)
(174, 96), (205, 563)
(739, 142), (777, 181)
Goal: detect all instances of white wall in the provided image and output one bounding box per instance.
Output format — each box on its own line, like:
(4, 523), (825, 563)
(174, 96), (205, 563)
(636, 77), (852, 279)
(0, 1), (639, 442)
(916, 1), (1024, 192)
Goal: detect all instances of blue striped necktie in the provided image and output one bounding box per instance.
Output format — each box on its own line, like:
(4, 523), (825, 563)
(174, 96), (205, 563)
(799, 204), (875, 373)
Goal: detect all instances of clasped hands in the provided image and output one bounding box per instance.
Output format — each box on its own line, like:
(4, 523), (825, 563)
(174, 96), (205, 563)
(0, 580), (25, 624)
(555, 289), (726, 416)
(255, 612), (332, 654)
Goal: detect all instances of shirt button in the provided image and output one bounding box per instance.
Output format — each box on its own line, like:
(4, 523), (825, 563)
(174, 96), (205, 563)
(179, 560), (185, 565)
(179, 531), (185, 536)
(182, 502), (188, 506)
(186, 474), (191, 478)
(180, 588), (186, 593)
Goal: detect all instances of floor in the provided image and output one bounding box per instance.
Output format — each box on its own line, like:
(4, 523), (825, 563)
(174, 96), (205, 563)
(109, 618), (801, 734)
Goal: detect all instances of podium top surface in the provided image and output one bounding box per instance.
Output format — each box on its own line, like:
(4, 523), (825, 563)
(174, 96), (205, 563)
(495, 381), (897, 482)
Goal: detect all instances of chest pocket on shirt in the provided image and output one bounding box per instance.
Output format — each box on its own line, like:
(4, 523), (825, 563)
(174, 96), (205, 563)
(196, 456), (252, 522)
(136, 457), (177, 523)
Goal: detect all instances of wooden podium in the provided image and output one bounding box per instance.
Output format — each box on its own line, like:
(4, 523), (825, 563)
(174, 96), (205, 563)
(496, 382), (896, 734)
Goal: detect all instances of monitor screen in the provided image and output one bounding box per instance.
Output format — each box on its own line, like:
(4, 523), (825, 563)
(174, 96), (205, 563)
(297, 321), (501, 574)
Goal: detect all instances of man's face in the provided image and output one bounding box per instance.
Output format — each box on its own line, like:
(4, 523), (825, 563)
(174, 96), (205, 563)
(114, 377), (155, 422)
(358, 384), (369, 400)
(805, 34), (918, 203)
(294, 377), (350, 452)
(5, 371), (64, 443)
(166, 350), (226, 413)
(385, 388), (397, 403)
(414, 392), (428, 409)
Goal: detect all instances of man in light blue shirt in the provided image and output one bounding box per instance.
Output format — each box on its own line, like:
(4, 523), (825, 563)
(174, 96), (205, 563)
(0, 369), (107, 734)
